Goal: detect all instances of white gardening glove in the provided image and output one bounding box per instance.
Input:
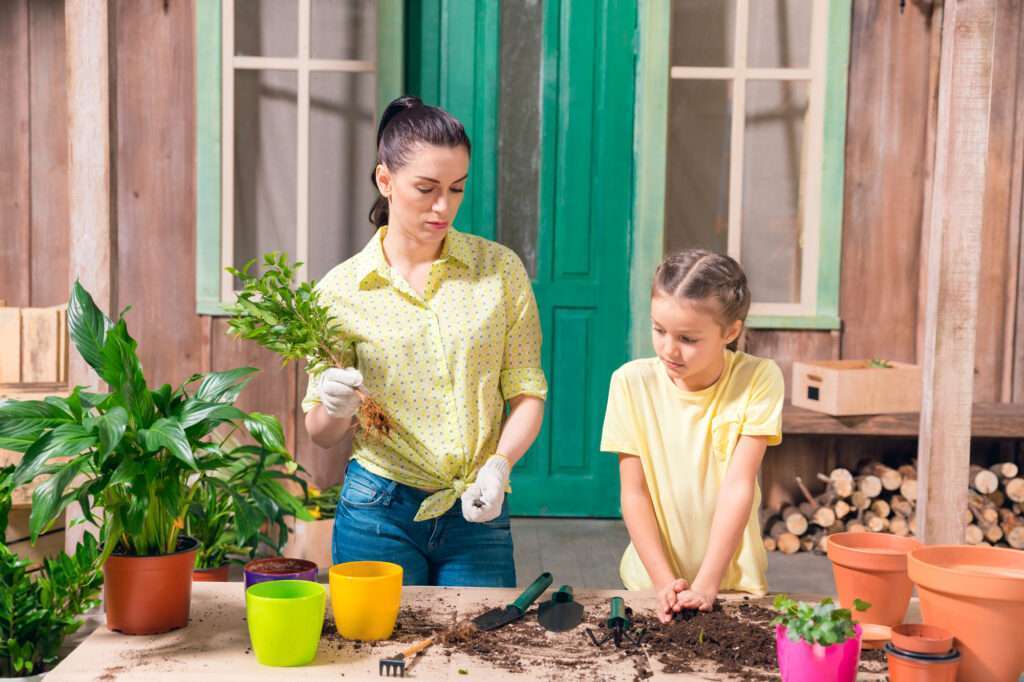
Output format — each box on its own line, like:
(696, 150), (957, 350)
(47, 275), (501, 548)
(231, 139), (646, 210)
(461, 455), (511, 523)
(317, 367), (364, 421)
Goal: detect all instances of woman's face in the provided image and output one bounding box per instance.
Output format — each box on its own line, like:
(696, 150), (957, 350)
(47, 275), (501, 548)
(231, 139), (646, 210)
(376, 144), (470, 246)
(650, 293), (741, 388)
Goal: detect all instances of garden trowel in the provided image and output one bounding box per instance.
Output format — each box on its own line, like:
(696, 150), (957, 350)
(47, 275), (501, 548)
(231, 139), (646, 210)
(537, 585), (585, 632)
(471, 572), (553, 631)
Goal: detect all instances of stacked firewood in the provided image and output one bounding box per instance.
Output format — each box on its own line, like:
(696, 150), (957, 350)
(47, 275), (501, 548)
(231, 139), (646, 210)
(761, 461), (1024, 555)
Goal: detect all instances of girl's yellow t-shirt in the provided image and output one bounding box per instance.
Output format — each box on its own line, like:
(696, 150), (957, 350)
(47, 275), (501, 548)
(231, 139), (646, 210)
(600, 350), (784, 595)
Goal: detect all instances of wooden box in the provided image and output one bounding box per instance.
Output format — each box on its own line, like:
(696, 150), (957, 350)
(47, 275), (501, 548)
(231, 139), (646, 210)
(5, 507), (66, 572)
(791, 360), (922, 416)
(0, 305), (68, 386)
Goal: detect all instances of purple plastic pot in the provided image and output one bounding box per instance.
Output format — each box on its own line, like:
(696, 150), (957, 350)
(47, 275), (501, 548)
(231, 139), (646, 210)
(243, 557), (318, 590)
(776, 624), (862, 682)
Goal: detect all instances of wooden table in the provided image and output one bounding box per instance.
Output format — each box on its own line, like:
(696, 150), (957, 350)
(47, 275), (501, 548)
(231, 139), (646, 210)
(47, 583), (913, 681)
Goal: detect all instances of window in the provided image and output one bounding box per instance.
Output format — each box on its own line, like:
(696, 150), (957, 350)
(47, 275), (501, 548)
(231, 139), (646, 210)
(634, 0), (850, 333)
(196, 0), (403, 313)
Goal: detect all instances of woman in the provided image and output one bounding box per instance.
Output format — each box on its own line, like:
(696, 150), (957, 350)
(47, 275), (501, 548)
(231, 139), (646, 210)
(303, 96), (547, 587)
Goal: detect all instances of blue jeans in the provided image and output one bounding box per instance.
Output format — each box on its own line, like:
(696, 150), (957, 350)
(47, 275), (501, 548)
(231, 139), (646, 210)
(332, 459), (516, 587)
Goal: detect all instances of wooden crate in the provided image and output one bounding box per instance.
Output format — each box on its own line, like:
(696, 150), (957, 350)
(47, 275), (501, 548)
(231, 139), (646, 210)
(0, 305), (68, 386)
(791, 360), (922, 416)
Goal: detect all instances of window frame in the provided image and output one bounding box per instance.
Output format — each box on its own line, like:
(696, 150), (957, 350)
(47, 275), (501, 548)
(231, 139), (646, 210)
(631, 0), (851, 351)
(195, 0), (404, 315)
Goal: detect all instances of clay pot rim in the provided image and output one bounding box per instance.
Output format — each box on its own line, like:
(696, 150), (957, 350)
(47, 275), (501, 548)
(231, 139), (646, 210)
(244, 557), (318, 576)
(329, 560), (403, 582)
(107, 535), (200, 561)
(827, 532), (921, 571)
(891, 623), (954, 655)
(908, 544), (1024, 601)
(884, 642), (960, 663)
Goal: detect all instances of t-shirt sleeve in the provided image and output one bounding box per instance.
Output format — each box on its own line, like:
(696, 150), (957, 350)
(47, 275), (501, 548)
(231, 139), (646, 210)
(600, 369), (641, 456)
(741, 361), (784, 446)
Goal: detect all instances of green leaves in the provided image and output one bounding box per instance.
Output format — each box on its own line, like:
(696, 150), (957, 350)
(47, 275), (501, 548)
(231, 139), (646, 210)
(0, 400), (75, 452)
(13, 424), (97, 489)
(67, 280), (112, 371)
(194, 367), (258, 404)
(225, 252), (350, 376)
(139, 418), (196, 469)
(771, 594), (871, 647)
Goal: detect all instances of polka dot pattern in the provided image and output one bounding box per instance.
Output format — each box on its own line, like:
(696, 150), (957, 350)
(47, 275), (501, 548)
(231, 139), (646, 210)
(301, 227), (548, 520)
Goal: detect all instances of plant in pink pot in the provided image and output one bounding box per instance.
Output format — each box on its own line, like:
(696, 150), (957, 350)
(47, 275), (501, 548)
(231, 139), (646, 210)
(772, 595), (869, 682)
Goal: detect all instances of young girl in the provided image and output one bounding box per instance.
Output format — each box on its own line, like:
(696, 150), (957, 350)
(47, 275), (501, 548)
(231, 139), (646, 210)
(601, 250), (783, 623)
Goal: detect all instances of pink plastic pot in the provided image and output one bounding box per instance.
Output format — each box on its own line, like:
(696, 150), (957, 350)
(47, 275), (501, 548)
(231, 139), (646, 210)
(776, 624), (862, 682)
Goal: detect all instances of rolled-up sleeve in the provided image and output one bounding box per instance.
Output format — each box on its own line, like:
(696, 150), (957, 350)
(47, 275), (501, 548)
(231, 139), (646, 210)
(499, 254), (548, 401)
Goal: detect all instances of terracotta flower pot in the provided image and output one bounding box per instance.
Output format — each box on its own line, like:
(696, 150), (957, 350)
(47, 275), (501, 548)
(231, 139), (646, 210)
(775, 624), (862, 682)
(884, 642), (960, 682)
(193, 564), (231, 582)
(890, 623), (954, 656)
(908, 544), (1024, 682)
(103, 536), (199, 635)
(243, 557), (318, 590)
(826, 531), (922, 627)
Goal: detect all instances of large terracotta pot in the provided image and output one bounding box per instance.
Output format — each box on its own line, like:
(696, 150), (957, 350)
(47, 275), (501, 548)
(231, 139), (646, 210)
(826, 532), (921, 627)
(103, 536), (199, 635)
(908, 544), (1024, 682)
(192, 563), (230, 582)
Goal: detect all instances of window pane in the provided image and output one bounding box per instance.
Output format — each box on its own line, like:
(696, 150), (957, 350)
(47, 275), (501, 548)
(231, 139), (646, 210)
(235, 0), (297, 58)
(308, 72), (378, 281)
(664, 79), (731, 256)
(496, 0), (543, 278)
(741, 80), (808, 304)
(233, 70), (297, 284)
(670, 0), (735, 67)
(311, 0), (377, 62)
(747, 0), (813, 68)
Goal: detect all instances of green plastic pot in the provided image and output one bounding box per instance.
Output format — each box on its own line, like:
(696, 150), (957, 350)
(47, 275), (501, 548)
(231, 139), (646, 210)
(245, 579), (326, 667)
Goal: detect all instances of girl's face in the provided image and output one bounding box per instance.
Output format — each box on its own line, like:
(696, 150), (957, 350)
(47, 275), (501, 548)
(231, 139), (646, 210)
(375, 144), (470, 247)
(650, 292), (742, 390)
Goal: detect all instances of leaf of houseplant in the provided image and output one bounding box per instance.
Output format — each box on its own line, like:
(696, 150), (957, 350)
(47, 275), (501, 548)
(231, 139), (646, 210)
(99, 319), (154, 428)
(29, 456), (88, 539)
(243, 412), (287, 454)
(95, 406), (129, 459)
(177, 399), (248, 430)
(195, 367), (259, 404)
(0, 400), (76, 452)
(138, 417), (196, 469)
(67, 280), (113, 372)
(13, 424), (97, 487)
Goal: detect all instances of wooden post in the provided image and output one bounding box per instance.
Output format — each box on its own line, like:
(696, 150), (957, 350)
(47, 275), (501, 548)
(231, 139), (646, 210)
(917, 0), (997, 544)
(65, 0), (116, 390)
(64, 0), (115, 553)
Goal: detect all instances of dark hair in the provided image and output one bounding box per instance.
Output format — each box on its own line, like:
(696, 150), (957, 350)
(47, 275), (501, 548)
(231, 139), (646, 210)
(368, 95), (472, 228)
(652, 249), (751, 327)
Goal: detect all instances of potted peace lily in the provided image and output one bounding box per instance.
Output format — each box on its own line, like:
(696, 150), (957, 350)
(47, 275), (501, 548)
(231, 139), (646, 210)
(1, 282), (310, 634)
(0, 466), (103, 680)
(186, 442), (311, 581)
(772, 594), (869, 682)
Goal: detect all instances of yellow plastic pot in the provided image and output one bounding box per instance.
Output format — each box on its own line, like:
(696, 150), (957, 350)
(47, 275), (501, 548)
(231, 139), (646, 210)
(329, 561), (403, 641)
(246, 579), (326, 666)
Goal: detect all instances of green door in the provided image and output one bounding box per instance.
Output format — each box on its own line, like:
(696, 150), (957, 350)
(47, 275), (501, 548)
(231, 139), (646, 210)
(406, 0), (637, 517)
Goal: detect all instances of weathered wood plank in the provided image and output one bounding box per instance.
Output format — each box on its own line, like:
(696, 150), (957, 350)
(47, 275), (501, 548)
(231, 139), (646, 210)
(742, 330), (839, 400)
(28, 0), (70, 307)
(784, 403), (1024, 438)
(113, 0), (203, 387)
(841, 1), (935, 363)
(0, 0), (31, 308)
(918, 0), (997, 545)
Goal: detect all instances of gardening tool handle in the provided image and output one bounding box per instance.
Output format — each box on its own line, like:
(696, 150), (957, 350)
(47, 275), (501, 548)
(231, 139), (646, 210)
(399, 635), (436, 659)
(552, 585), (574, 603)
(511, 572), (553, 613)
(609, 596), (626, 621)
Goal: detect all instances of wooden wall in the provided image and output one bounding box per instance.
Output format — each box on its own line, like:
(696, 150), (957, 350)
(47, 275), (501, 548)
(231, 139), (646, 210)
(0, 0), (1020, 501)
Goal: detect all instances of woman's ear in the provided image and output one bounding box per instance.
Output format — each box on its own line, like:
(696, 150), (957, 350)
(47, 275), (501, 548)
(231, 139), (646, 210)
(375, 163), (392, 199)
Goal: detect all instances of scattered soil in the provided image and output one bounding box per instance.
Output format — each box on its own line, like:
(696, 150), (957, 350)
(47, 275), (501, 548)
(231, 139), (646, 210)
(319, 596), (889, 680)
(244, 557), (316, 574)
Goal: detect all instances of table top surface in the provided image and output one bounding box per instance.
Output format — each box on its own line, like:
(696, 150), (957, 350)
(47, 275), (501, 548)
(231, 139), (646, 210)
(48, 583), (910, 681)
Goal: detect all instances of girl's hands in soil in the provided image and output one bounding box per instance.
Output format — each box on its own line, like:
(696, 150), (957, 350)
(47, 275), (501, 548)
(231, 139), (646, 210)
(673, 587), (717, 612)
(656, 578), (690, 623)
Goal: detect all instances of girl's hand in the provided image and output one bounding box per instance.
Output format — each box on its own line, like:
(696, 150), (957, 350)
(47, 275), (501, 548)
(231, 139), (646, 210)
(674, 586), (717, 612)
(656, 578), (689, 623)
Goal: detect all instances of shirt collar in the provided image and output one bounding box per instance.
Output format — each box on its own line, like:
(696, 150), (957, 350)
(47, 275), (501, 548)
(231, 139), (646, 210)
(355, 226), (472, 288)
